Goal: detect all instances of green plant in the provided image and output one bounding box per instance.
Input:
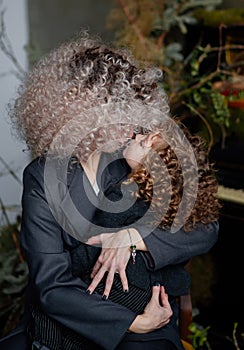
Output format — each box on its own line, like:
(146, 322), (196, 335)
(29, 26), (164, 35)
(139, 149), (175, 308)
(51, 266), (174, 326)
(187, 321), (244, 349)
(107, 0), (244, 149)
(0, 219), (28, 337)
(189, 322), (211, 349)
(0, 157), (28, 337)
(0, 243), (28, 336)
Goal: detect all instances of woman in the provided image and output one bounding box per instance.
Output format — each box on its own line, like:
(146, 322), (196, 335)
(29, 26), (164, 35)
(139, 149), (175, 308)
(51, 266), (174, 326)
(85, 126), (220, 299)
(1, 30), (219, 350)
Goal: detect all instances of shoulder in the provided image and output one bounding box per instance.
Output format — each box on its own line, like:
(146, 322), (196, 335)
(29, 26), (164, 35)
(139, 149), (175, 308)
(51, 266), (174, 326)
(197, 220), (219, 236)
(22, 156), (46, 190)
(23, 156), (81, 185)
(23, 156), (45, 178)
(190, 220), (219, 252)
(204, 220), (219, 243)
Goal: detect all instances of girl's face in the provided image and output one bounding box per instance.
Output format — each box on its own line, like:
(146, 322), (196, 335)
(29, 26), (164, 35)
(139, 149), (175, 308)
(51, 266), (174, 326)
(123, 132), (162, 169)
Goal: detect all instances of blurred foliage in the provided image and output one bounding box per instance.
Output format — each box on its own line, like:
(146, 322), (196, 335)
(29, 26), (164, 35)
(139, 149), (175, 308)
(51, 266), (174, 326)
(189, 321), (244, 349)
(107, 0), (244, 150)
(0, 222), (28, 337)
(189, 322), (210, 349)
(194, 8), (244, 26)
(0, 156), (28, 337)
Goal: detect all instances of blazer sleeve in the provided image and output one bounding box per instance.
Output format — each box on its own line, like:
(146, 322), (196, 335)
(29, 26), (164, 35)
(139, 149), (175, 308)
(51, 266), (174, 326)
(138, 221), (219, 270)
(20, 160), (136, 350)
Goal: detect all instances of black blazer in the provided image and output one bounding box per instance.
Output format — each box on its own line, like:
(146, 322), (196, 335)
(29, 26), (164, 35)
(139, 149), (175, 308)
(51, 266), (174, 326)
(19, 152), (219, 350)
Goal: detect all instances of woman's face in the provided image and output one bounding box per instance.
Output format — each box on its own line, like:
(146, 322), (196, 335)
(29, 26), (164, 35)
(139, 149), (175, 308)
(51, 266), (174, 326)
(123, 132), (162, 169)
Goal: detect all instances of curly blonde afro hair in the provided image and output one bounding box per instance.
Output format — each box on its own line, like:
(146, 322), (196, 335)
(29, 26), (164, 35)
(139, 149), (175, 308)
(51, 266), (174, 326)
(10, 30), (171, 161)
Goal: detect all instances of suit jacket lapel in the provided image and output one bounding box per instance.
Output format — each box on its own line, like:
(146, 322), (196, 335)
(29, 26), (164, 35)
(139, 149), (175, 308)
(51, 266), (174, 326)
(56, 152), (130, 242)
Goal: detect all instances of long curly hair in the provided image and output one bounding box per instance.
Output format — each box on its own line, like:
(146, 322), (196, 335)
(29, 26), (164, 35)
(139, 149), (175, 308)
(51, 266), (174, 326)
(129, 120), (221, 231)
(9, 30), (170, 162)
(9, 30), (220, 230)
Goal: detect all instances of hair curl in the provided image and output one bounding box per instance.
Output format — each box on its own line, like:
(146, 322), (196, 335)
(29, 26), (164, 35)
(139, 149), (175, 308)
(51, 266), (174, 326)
(129, 121), (221, 231)
(9, 30), (170, 161)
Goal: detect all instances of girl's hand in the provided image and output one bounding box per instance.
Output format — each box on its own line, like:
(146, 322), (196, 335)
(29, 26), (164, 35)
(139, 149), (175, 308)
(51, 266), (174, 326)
(128, 285), (172, 333)
(86, 229), (146, 297)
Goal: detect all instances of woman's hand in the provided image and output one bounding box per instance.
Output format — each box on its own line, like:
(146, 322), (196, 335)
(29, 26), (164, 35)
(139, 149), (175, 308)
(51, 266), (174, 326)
(86, 228), (147, 298)
(128, 285), (172, 333)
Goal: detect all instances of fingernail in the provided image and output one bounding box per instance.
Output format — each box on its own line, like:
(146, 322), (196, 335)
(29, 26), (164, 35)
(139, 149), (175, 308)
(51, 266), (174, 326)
(85, 289), (91, 295)
(153, 281), (160, 286)
(102, 294), (107, 300)
(124, 289), (128, 293)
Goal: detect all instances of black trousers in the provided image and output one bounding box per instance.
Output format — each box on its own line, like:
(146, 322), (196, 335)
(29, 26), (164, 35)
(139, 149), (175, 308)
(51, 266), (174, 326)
(29, 340), (177, 350)
(0, 335), (177, 350)
(116, 339), (178, 350)
(0, 332), (28, 350)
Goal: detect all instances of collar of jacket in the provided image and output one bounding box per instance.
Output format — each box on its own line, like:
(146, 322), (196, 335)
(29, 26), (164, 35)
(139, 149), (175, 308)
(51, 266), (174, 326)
(48, 150), (131, 242)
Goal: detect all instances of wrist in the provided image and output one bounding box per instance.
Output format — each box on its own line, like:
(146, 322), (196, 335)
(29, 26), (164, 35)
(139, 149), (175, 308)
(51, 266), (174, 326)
(128, 315), (144, 333)
(128, 228), (147, 251)
(128, 314), (151, 334)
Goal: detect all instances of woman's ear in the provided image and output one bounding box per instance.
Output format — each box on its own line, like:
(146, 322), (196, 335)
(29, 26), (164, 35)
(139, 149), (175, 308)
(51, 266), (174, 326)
(143, 134), (157, 148)
(144, 138), (153, 148)
(149, 133), (168, 150)
(148, 133), (162, 147)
